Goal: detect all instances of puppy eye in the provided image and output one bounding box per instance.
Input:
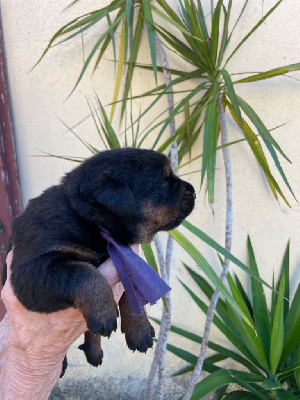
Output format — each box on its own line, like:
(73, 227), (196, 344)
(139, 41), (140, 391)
(161, 180), (169, 190)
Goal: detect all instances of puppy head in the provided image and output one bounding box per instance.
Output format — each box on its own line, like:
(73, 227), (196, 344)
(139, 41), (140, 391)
(63, 148), (195, 244)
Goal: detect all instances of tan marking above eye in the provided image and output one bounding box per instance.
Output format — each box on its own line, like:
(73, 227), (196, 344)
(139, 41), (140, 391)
(163, 163), (172, 177)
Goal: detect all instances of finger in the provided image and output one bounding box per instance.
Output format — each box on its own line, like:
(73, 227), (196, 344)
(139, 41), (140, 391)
(130, 244), (139, 255)
(5, 251), (13, 279)
(1, 251), (20, 309)
(98, 258), (120, 287)
(111, 282), (124, 304)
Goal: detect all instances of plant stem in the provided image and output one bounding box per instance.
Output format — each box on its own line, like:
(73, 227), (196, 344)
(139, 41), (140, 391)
(144, 32), (177, 400)
(144, 235), (171, 400)
(182, 93), (233, 400)
(154, 33), (178, 170)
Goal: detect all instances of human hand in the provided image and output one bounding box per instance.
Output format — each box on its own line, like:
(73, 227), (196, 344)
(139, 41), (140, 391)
(0, 247), (137, 399)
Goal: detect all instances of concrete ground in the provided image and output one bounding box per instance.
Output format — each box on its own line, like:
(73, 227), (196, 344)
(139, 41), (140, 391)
(49, 333), (216, 400)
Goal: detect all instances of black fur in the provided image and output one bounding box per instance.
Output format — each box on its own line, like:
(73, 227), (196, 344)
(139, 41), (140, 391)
(2, 148), (195, 371)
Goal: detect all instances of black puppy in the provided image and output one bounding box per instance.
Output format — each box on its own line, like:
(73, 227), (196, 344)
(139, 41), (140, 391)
(2, 148), (195, 374)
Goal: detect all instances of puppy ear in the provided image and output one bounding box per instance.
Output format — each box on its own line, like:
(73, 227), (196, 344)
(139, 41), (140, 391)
(95, 179), (135, 216)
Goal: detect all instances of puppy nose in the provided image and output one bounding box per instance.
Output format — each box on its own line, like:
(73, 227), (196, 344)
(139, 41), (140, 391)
(185, 188), (196, 199)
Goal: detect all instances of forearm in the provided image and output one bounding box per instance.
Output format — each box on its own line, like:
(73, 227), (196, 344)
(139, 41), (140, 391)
(0, 314), (9, 374)
(0, 339), (64, 400)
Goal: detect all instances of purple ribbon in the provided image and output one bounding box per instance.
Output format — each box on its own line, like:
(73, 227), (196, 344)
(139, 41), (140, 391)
(99, 228), (171, 315)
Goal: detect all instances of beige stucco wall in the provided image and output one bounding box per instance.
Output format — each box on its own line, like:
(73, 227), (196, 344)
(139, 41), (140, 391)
(1, 0), (300, 398)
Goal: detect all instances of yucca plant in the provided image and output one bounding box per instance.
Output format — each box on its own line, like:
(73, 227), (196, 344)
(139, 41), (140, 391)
(34, 0), (159, 122)
(132, 0), (299, 206)
(35, 1), (299, 399)
(137, 3), (299, 395)
(154, 237), (300, 399)
(36, 0), (299, 205)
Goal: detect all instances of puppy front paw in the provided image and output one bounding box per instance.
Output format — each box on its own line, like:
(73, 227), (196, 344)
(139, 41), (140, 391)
(86, 301), (119, 337)
(74, 271), (119, 338)
(122, 319), (155, 353)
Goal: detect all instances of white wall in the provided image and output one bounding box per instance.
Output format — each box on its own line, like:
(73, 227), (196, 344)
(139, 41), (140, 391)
(1, 0), (300, 398)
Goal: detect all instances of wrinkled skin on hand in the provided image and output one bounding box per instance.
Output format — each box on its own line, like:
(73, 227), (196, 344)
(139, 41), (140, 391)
(0, 249), (130, 400)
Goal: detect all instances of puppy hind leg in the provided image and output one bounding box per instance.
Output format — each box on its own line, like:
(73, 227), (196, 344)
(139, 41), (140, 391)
(119, 293), (155, 353)
(78, 331), (103, 367)
(1, 260), (7, 287)
(60, 355), (68, 378)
